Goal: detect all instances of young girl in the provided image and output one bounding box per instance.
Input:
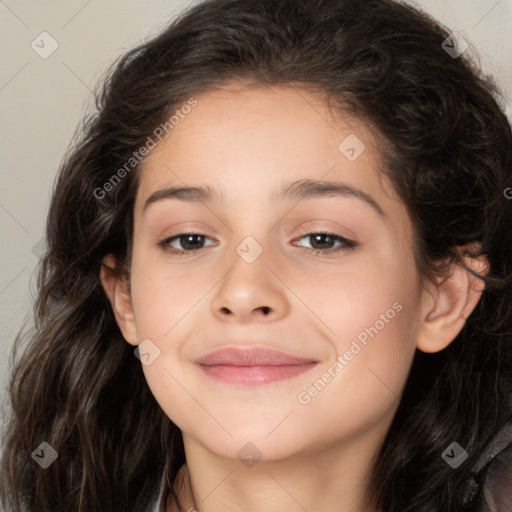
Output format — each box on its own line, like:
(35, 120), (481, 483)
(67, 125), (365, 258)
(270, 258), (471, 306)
(1, 0), (511, 510)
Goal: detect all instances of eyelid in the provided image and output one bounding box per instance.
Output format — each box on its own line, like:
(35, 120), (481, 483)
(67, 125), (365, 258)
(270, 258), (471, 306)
(297, 222), (357, 242)
(157, 232), (216, 253)
(292, 230), (357, 252)
(292, 224), (356, 243)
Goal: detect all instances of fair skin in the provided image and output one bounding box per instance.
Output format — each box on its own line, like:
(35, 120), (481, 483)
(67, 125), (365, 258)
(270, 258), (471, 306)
(101, 82), (487, 512)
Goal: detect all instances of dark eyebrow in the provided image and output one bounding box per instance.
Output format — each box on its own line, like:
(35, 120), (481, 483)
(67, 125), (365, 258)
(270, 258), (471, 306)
(143, 184), (221, 212)
(142, 179), (385, 218)
(279, 179), (385, 217)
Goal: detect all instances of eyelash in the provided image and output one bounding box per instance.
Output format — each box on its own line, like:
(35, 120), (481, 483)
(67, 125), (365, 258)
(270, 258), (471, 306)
(157, 230), (357, 257)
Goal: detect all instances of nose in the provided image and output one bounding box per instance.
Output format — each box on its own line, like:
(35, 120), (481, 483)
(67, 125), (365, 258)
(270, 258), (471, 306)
(210, 248), (290, 324)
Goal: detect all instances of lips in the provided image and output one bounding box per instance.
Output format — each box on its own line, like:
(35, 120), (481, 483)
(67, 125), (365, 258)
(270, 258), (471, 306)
(195, 347), (317, 366)
(195, 347), (318, 385)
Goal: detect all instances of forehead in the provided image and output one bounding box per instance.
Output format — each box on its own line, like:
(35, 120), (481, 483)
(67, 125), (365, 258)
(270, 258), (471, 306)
(134, 83), (404, 223)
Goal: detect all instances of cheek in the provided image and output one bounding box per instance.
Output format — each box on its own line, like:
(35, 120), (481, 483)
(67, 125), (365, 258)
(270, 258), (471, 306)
(127, 255), (216, 428)
(295, 298), (419, 446)
(299, 254), (421, 411)
(129, 254), (209, 340)
(299, 250), (419, 352)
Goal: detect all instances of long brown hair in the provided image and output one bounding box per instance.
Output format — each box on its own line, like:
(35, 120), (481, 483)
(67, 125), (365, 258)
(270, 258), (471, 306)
(1, 0), (511, 510)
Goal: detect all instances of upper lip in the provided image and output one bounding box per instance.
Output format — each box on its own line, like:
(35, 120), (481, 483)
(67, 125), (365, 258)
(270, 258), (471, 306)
(195, 347), (318, 366)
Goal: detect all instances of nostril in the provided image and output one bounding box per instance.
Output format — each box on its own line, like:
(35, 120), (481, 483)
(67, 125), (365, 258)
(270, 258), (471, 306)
(260, 306), (271, 315)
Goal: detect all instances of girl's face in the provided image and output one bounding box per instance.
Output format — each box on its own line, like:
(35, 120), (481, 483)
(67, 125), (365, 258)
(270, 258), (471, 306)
(116, 83), (432, 462)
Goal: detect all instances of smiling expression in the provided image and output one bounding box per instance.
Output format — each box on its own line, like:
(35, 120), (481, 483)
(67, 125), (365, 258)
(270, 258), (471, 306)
(117, 82), (427, 461)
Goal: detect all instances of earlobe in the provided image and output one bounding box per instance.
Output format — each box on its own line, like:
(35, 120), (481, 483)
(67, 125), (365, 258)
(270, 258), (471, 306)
(416, 247), (488, 354)
(100, 254), (138, 346)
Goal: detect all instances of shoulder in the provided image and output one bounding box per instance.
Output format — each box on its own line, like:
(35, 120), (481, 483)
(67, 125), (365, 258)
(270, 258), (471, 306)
(480, 435), (512, 512)
(474, 421), (512, 512)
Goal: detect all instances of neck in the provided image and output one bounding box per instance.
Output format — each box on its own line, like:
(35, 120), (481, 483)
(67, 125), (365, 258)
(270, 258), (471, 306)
(168, 433), (384, 512)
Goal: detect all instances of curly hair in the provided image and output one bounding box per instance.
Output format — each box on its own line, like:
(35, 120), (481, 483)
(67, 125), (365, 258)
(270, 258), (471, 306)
(1, 0), (511, 511)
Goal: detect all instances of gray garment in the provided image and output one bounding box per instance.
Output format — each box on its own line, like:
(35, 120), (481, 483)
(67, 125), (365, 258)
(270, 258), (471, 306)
(425, 420), (512, 512)
(481, 441), (512, 512)
(475, 421), (512, 512)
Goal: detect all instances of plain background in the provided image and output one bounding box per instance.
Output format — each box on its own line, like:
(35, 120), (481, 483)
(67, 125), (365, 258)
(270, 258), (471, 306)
(1, 0), (511, 394)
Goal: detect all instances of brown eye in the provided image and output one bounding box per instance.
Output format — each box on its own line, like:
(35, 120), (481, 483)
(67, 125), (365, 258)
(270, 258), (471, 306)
(293, 231), (357, 255)
(158, 233), (215, 254)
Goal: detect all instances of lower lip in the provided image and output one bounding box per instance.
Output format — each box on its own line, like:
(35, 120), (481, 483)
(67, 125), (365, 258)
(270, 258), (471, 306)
(198, 363), (317, 385)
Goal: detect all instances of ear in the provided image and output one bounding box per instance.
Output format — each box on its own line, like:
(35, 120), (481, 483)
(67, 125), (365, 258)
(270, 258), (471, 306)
(416, 243), (489, 353)
(100, 254), (138, 346)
